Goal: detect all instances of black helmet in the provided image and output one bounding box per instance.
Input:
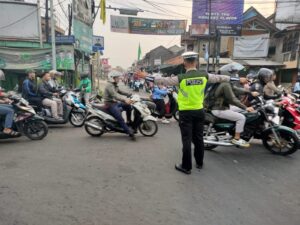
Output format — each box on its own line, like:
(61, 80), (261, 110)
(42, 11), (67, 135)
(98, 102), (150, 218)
(257, 68), (274, 84)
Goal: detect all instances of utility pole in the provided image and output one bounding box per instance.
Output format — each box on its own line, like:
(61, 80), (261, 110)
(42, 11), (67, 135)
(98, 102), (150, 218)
(45, 0), (49, 42)
(68, 4), (72, 36)
(50, 0), (56, 70)
(37, 0), (43, 48)
(206, 0), (212, 72)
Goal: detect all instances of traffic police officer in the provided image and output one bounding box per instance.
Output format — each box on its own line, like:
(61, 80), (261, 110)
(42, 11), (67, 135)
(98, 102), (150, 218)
(139, 52), (230, 174)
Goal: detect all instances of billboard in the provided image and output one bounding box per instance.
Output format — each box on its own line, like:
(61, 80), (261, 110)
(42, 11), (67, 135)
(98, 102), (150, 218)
(0, 46), (75, 71)
(275, 0), (300, 24)
(111, 15), (187, 35)
(0, 1), (39, 40)
(192, 0), (244, 36)
(233, 34), (270, 59)
(72, 0), (93, 53)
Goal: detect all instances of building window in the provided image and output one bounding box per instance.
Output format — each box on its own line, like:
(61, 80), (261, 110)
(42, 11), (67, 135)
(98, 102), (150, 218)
(282, 32), (299, 54)
(283, 53), (290, 62)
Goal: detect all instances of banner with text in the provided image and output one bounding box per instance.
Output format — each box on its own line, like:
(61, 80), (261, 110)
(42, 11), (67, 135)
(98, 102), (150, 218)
(111, 16), (187, 35)
(233, 34), (270, 59)
(192, 0), (244, 36)
(0, 46), (75, 71)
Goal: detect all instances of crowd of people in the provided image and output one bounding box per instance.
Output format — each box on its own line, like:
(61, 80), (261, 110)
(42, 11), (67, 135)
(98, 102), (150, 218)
(0, 51), (294, 175)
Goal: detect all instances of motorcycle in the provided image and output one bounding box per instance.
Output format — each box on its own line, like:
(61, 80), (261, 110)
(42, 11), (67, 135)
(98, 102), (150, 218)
(277, 94), (300, 133)
(84, 95), (158, 137)
(142, 87), (179, 121)
(133, 80), (141, 92)
(0, 96), (48, 140)
(32, 89), (87, 127)
(204, 96), (299, 156)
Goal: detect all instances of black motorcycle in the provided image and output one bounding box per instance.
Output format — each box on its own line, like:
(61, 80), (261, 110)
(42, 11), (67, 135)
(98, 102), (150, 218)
(204, 96), (299, 156)
(0, 96), (48, 140)
(143, 87), (179, 121)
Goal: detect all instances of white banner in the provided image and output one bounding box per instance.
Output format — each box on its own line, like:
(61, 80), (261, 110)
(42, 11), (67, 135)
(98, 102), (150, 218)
(233, 34), (270, 59)
(275, 0), (300, 24)
(0, 2), (39, 40)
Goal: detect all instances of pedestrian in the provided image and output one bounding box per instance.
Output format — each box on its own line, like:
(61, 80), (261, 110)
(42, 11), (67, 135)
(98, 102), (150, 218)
(138, 51), (230, 174)
(78, 73), (92, 105)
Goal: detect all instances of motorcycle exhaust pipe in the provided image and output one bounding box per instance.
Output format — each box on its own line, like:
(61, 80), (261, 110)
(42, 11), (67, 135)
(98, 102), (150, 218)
(85, 122), (103, 131)
(204, 140), (233, 146)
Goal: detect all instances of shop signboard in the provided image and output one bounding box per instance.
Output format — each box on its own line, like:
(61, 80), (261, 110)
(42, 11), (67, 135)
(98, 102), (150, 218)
(192, 0), (244, 36)
(275, 0), (300, 24)
(72, 0), (93, 53)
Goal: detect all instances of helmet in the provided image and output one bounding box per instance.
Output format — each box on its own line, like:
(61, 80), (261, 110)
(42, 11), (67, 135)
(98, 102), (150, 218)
(182, 51), (199, 60)
(49, 70), (63, 76)
(0, 69), (5, 81)
(257, 68), (274, 84)
(108, 70), (122, 82)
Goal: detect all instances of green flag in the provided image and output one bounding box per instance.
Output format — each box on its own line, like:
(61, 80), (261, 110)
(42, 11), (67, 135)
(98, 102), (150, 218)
(138, 43), (142, 61)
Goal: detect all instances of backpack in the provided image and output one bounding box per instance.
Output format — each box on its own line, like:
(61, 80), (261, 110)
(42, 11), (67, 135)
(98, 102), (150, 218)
(204, 83), (220, 111)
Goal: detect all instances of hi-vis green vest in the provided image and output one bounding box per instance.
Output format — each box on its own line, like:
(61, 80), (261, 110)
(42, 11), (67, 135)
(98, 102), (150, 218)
(177, 70), (208, 111)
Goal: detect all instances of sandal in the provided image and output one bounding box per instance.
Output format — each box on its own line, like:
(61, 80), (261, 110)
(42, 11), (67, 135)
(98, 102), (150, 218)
(3, 130), (20, 137)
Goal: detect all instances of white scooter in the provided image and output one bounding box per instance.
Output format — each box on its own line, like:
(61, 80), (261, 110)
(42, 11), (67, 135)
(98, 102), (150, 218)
(84, 95), (158, 137)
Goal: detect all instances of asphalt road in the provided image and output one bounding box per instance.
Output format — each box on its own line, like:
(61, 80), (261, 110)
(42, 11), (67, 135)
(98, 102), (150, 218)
(0, 121), (299, 225)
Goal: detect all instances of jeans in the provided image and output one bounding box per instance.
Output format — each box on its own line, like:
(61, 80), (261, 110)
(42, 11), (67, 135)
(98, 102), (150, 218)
(108, 103), (132, 135)
(0, 105), (14, 128)
(179, 109), (205, 170)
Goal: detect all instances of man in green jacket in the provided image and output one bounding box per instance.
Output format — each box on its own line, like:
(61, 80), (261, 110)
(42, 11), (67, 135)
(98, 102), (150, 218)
(138, 52), (231, 174)
(79, 73), (91, 105)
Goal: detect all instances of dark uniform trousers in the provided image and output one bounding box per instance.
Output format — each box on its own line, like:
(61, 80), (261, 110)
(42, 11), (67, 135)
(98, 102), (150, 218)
(179, 109), (205, 170)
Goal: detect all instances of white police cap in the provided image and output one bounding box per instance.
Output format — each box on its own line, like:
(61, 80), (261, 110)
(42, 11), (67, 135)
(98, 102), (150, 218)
(182, 51), (199, 59)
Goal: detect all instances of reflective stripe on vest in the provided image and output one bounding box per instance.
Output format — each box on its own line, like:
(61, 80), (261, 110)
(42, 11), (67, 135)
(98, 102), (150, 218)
(178, 76), (207, 111)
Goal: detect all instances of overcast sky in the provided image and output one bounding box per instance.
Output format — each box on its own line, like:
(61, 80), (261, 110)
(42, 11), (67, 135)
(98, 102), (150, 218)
(32, 0), (276, 69)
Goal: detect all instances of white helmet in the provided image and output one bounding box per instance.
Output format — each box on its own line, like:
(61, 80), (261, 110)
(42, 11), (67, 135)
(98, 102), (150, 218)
(108, 70), (122, 82)
(0, 69), (5, 81)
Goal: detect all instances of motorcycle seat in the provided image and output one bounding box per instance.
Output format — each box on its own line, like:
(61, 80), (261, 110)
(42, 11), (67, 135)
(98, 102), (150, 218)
(205, 112), (234, 124)
(92, 103), (109, 113)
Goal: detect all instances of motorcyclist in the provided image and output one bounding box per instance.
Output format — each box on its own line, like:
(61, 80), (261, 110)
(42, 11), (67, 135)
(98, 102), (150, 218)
(249, 68), (275, 98)
(22, 69), (43, 108)
(0, 70), (20, 136)
(103, 70), (135, 140)
(209, 81), (256, 147)
(78, 72), (92, 105)
(263, 69), (282, 99)
(48, 70), (63, 92)
(38, 72), (63, 120)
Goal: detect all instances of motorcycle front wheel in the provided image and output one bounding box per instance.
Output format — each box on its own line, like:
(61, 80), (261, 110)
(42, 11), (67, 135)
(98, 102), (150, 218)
(84, 116), (104, 137)
(138, 120), (158, 137)
(24, 120), (48, 140)
(262, 129), (299, 156)
(69, 111), (86, 127)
